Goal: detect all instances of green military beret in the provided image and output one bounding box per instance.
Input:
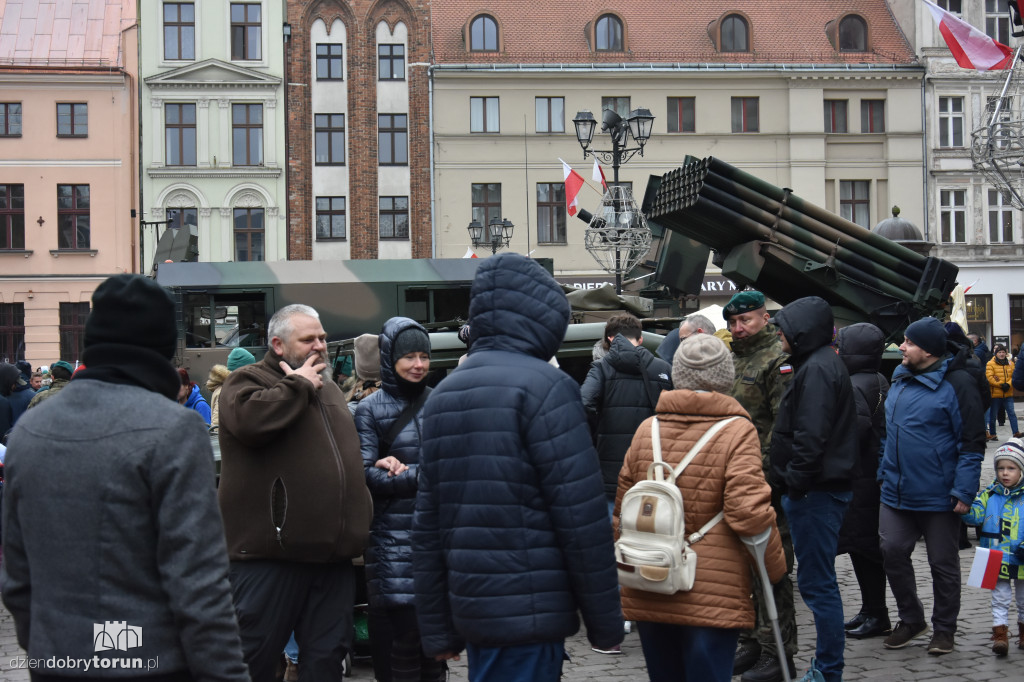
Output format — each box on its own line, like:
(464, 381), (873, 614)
(723, 290), (766, 318)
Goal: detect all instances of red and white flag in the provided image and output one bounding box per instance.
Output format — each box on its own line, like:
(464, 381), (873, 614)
(967, 547), (1003, 589)
(463, 247), (478, 259)
(592, 158), (608, 191)
(924, 0), (1013, 71)
(559, 158), (585, 217)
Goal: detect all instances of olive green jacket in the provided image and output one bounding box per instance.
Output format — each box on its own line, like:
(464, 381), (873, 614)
(729, 324), (792, 466)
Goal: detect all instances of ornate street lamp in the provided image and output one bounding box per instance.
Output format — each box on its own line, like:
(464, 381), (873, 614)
(572, 107), (655, 293)
(468, 217), (514, 254)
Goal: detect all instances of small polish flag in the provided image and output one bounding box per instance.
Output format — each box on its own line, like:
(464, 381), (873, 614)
(924, 0), (1013, 71)
(592, 158), (608, 191)
(463, 247), (478, 259)
(967, 547), (1003, 589)
(559, 158), (585, 217)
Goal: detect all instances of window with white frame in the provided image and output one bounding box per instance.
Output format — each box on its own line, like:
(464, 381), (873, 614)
(986, 0), (1010, 44)
(988, 188), (1015, 243)
(938, 96), (964, 148)
(939, 189), (967, 244)
(839, 180), (870, 228)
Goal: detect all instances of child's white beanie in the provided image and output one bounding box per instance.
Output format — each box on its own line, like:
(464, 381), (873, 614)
(994, 437), (1024, 473)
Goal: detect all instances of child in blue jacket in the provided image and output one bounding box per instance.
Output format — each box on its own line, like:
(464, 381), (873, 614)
(962, 438), (1024, 656)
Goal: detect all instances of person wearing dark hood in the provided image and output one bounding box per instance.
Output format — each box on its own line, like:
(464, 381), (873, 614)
(836, 323), (892, 640)
(6, 360), (34, 423)
(877, 316), (985, 656)
(412, 253), (622, 680)
(581, 313), (673, 511)
(0, 366), (13, 443)
(355, 317), (444, 682)
(946, 322), (992, 416)
(1, 274), (249, 681)
(770, 296), (857, 682)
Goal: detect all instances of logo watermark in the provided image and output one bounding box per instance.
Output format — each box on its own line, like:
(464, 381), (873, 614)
(6, 621), (158, 672)
(94, 621), (142, 652)
(8, 656), (159, 672)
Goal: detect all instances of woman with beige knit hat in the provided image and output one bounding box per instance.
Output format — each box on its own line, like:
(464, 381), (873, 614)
(614, 334), (786, 682)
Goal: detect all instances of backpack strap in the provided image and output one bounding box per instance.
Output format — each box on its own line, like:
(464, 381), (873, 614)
(648, 415), (740, 481)
(687, 511), (725, 545)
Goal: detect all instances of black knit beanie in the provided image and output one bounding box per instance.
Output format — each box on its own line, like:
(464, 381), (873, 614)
(904, 317), (947, 358)
(392, 327), (430, 363)
(85, 274), (178, 359)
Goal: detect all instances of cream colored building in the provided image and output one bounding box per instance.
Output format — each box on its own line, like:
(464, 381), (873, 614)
(140, 0), (287, 272)
(0, 0), (139, 367)
(890, 0), (1024, 352)
(430, 2), (925, 306)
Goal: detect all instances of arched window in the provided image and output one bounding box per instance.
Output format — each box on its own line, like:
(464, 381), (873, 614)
(469, 14), (498, 52)
(595, 14), (623, 52)
(721, 14), (749, 52)
(839, 15), (867, 52)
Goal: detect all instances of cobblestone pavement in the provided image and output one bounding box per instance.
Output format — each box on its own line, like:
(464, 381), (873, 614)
(0, 421), (1021, 681)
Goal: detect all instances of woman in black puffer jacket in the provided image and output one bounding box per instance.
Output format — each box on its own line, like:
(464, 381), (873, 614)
(354, 316), (444, 682)
(835, 323), (891, 639)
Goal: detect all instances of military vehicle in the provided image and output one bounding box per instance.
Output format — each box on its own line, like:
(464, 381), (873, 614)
(155, 258), (494, 382)
(640, 156), (959, 343)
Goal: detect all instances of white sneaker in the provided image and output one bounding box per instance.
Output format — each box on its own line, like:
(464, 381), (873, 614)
(623, 620), (632, 634)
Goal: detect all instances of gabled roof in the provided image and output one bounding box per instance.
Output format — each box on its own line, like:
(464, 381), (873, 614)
(0, 0), (135, 68)
(432, 0), (916, 65)
(145, 58), (282, 89)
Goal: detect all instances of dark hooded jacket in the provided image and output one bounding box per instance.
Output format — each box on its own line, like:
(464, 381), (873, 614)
(581, 333), (672, 499)
(836, 323), (889, 556)
(412, 253), (622, 656)
(770, 297), (858, 497)
(946, 324), (991, 411)
(354, 316), (430, 609)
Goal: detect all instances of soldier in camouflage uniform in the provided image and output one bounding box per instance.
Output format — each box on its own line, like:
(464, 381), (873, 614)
(725, 291), (798, 682)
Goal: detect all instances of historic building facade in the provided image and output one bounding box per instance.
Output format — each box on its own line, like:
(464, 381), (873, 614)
(140, 1), (288, 272)
(891, 0), (1024, 353)
(430, 0), (925, 298)
(284, 0), (433, 262)
(0, 0), (139, 367)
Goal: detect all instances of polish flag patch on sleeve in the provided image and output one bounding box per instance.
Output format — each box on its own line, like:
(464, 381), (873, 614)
(779, 364), (793, 375)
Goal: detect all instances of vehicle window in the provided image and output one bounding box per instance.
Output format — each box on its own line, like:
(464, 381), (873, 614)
(184, 292), (266, 348)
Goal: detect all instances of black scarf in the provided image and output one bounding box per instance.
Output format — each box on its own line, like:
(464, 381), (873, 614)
(996, 356), (1009, 366)
(77, 343), (181, 401)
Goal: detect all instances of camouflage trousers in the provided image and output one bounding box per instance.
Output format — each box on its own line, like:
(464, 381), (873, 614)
(738, 486), (798, 658)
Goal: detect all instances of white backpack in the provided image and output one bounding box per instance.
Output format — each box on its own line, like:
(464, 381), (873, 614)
(614, 416), (738, 594)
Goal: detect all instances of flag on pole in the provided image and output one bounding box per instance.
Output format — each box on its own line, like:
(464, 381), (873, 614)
(592, 158), (608, 191)
(967, 547), (1003, 589)
(924, 0), (1013, 71)
(463, 247), (478, 259)
(559, 158), (585, 216)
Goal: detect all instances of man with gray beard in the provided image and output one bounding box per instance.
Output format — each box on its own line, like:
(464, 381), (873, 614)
(218, 303), (373, 682)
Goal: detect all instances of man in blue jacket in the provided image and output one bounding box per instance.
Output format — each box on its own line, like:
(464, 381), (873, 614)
(878, 317), (985, 656)
(412, 253), (623, 681)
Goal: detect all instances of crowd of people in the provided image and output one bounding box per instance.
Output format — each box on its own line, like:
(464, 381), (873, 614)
(0, 257), (1022, 682)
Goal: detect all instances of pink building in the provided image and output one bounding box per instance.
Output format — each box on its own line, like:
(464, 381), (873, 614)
(0, 0), (139, 367)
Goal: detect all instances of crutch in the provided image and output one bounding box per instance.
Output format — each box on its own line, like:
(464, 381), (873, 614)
(741, 528), (792, 682)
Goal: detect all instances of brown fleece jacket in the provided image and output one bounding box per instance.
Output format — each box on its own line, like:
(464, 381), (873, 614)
(615, 389), (786, 630)
(218, 351), (372, 562)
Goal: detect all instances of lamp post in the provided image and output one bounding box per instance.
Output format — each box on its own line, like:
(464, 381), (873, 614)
(467, 216), (514, 254)
(572, 107), (654, 293)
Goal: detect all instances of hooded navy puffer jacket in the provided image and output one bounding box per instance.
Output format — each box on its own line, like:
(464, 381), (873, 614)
(412, 253), (623, 656)
(354, 316), (429, 609)
(770, 296), (858, 497)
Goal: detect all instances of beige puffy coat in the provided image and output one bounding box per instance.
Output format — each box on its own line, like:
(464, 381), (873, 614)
(614, 389), (786, 630)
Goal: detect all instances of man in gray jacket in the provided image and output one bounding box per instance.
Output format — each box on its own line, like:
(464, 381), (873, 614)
(1, 274), (250, 682)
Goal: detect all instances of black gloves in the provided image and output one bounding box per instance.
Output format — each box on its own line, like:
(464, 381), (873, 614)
(1001, 383), (1012, 393)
